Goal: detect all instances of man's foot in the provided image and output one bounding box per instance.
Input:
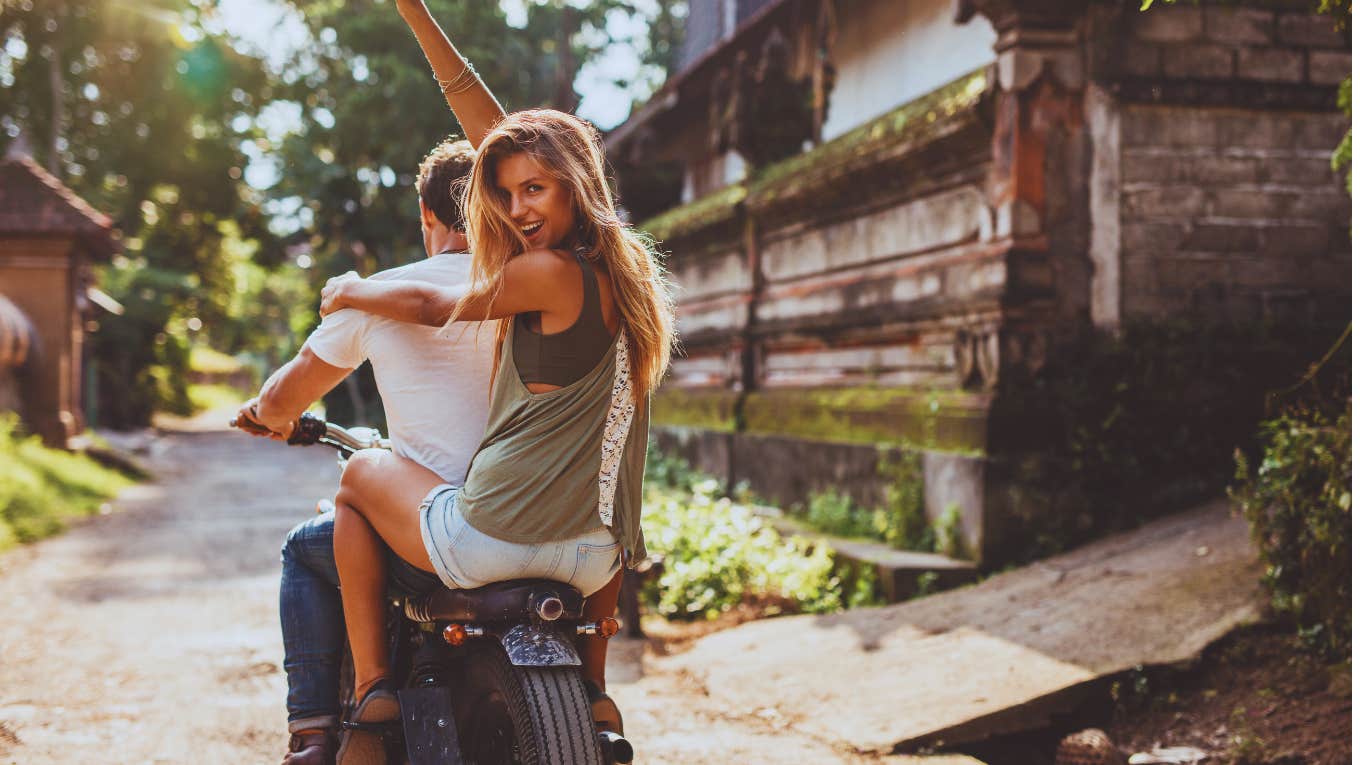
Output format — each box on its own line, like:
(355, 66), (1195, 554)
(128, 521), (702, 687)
(336, 679), (400, 765)
(282, 728), (337, 765)
(585, 680), (624, 735)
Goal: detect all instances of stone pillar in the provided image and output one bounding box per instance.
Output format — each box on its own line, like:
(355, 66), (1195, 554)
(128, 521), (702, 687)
(973, 0), (1091, 380)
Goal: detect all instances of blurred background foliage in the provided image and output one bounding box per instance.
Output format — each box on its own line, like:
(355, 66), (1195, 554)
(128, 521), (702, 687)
(0, 0), (685, 427)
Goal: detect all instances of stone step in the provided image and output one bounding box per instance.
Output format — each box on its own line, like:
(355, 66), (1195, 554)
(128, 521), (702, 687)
(753, 508), (978, 602)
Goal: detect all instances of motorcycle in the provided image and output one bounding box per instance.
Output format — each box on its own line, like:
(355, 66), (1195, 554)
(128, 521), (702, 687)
(235, 412), (634, 765)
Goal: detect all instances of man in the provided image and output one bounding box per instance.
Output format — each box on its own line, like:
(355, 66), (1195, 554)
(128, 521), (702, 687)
(236, 138), (493, 765)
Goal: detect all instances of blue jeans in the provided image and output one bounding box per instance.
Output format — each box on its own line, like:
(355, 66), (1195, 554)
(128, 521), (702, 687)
(279, 511), (442, 732)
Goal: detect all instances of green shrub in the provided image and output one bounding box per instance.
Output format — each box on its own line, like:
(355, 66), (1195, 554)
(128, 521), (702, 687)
(878, 450), (932, 551)
(1230, 402), (1351, 657)
(932, 504), (965, 559)
(0, 415), (133, 551)
(805, 489), (878, 540)
(641, 448), (845, 620)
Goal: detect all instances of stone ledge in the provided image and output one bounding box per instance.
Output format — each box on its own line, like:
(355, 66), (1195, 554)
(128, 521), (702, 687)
(747, 68), (992, 217)
(756, 509), (979, 603)
(636, 68), (993, 247)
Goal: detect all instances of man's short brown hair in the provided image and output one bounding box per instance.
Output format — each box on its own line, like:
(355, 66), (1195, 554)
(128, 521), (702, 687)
(416, 138), (476, 231)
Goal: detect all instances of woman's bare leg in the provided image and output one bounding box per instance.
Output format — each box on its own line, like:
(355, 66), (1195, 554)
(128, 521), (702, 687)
(577, 570), (623, 691)
(332, 449), (446, 697)
(333, 502), (390, 698)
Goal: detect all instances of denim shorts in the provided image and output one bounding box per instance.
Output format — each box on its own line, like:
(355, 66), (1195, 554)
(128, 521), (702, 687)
(417, 484), (622, 596)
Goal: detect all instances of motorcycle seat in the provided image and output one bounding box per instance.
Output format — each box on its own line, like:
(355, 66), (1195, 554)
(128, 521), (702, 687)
(403, 579), (586, 624)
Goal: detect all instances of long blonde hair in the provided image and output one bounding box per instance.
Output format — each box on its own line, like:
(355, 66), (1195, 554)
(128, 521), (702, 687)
(457, 109), (675, 404)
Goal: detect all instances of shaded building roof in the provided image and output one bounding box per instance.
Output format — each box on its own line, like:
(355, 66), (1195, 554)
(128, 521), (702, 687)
(0, 154), (118, 258)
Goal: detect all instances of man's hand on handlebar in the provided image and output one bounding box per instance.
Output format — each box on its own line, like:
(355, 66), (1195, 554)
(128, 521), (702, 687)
(231, 397), (295, 441)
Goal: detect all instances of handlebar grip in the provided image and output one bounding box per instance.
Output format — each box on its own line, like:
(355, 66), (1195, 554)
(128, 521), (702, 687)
(230, 415), (273, 436)
(287, 412), (327, 446)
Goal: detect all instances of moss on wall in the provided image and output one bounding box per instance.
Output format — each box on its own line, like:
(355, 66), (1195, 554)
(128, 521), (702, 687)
(747, 68), (991, 210)
(652, 388), (742, 432)
(637, 184), (746, 245)
(741, 387), (989, 454)
(635, 68), (991, 247)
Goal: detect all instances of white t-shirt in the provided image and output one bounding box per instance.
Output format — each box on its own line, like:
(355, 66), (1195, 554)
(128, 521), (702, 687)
(305, 252), (494, 485)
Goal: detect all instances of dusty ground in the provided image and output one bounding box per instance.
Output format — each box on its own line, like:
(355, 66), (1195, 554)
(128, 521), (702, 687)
(1105, 624), (1352, 765)
(0, 417), (971, 765)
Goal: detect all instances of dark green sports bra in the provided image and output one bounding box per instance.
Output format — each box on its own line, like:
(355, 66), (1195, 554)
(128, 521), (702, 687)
(512, 249), (614, 388)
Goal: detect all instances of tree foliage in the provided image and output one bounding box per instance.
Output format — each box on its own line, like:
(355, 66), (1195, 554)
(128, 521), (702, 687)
(0, 0), (292, 425)
(1231, 402), (1351, 657)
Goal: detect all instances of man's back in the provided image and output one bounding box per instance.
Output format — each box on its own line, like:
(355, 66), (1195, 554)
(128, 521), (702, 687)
(305, 253), (493, 482)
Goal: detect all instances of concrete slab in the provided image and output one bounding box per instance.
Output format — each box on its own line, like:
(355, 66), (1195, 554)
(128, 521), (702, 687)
(758, 508), (979, 601)
(662, 500), (1264, 753)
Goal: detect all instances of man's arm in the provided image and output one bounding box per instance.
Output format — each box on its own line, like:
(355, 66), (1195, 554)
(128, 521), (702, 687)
(244, 347), (353, 437)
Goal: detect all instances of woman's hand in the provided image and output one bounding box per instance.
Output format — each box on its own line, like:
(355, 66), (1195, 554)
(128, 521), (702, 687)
(320, 271), (361, 317)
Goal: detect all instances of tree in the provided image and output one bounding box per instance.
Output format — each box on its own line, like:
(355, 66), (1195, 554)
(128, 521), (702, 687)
(0, 0), (278, 426)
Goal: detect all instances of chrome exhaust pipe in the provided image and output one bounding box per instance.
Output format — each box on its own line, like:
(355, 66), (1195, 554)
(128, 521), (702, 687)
(599, 731), (633, 764)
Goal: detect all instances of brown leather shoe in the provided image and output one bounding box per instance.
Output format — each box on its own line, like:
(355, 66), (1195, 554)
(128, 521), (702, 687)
(282, 729), (337, 765)
(336, 680), (400, 765)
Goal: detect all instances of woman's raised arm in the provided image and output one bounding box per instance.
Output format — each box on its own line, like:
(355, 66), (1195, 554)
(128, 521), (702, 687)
(320, 252), (578, 327)
(395, 0), (507, 147)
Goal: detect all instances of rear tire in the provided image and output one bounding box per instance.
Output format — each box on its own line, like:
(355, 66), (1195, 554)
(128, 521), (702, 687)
(460, 640), (602, 765)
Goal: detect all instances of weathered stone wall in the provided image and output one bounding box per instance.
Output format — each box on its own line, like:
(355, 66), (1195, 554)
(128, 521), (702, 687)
(647, 70), (1002, 557)
(1119, 105), (1350, 321)
(626, 0), (1350, 566)
(1102, 2), (1352, 323)
(657, 70), (1000, 409)
(1115, 3), (1349, 89)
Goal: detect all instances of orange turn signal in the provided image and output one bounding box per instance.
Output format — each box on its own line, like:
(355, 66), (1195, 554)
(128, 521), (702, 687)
(598, 617), (619, 639)
(443, 624), (468, 646)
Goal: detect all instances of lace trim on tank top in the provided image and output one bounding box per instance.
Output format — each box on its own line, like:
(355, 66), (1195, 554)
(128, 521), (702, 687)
(597, 333), (635, 528)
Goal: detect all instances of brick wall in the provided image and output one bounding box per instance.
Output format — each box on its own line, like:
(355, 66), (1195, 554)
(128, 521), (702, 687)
(1120, 4), (1349, 88)
(1119, 105), (1350, 321)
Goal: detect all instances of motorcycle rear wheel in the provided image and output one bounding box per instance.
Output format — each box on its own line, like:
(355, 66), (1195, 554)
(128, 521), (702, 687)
(460, 640), (602, 765)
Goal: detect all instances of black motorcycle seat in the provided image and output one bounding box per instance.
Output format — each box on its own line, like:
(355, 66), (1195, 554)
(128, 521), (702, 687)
(404, 579), (586, 624)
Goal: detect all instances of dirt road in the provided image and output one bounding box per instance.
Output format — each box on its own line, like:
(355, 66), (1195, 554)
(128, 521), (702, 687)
(0, 421), (949, 764)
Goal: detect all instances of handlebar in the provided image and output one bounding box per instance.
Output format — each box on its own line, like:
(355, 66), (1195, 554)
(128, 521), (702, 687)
(230, 411), (390, 455)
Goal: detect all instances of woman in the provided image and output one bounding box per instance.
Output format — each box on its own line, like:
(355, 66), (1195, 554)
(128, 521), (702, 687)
(321, 67), (674, 765)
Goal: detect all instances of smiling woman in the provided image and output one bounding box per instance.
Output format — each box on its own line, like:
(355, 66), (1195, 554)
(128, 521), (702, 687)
(497, 153), (573, 250)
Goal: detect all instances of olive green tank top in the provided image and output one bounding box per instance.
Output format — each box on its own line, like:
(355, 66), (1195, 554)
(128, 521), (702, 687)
(512, 250), (614, 388)
(457, 323), (649, 567)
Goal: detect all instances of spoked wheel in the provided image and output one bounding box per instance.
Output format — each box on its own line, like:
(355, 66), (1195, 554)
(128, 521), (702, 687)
(459, 641), (602, 765)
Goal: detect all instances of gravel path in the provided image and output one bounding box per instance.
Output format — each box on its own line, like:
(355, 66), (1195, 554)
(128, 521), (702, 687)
(0, 417), (959, 764)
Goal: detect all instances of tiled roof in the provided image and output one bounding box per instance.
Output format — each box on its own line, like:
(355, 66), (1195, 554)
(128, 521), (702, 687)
(0, 154), (116, 242)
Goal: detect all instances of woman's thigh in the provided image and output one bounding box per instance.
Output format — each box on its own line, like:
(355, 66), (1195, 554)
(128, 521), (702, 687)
(339, 449), (444, 573)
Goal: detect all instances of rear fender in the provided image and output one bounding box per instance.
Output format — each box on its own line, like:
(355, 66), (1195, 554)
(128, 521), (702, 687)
(491, 623), (581, 667)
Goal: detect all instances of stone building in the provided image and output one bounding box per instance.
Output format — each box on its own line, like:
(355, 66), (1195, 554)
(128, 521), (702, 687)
(0, 152), (120, 446)
(606, 0), (1351, 565)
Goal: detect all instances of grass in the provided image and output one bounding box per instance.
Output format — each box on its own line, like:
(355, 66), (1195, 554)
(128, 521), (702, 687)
(0, 415), (135, 553)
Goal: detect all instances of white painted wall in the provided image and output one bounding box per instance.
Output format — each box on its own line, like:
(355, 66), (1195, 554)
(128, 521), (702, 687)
(822, 0), (997, 141)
